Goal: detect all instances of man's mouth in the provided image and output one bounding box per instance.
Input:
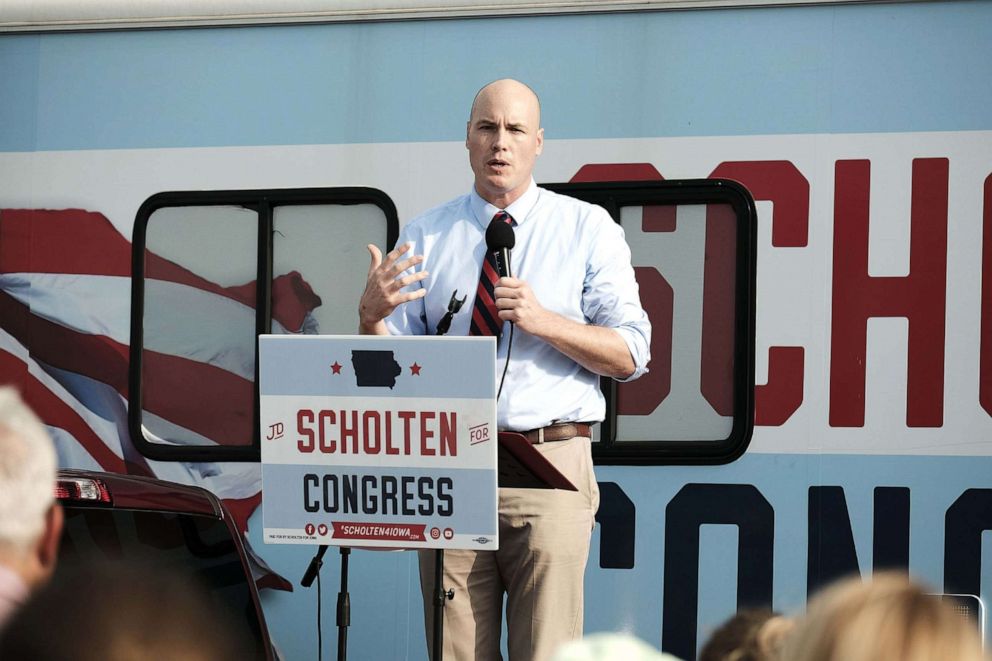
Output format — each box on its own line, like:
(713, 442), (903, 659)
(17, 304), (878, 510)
(488, 159), (509, 169)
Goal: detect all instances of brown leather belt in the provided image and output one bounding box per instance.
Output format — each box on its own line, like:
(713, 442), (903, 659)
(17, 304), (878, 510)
(521, 422), (593, 444)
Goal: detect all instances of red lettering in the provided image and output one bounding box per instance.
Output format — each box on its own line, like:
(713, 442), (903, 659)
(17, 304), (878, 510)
(318, 410), (335, 452)
(439, 412), (456, 456)
(982, 174), (992, 417)
(829, 158), (948, 427)
(570, 163), (663, 182)
(340, 409), (358, 452)
(297, 409), (315, 453)
(617, 267), (672, 415)
(398, 410), (416, 454)
(362, 411), (381, 454)
(570, 162), (675, 232)
(754, 347), (805, 426)
(710, 161), (809, 247)
(569, 163), (674, 416)
(420, 411), (436, 456)
(710, 161), (810, 426)
(385, 410), (399, 455)
(701, 203), (737, 416)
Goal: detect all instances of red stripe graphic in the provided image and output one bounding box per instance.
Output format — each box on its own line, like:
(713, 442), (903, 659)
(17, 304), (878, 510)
(0, 209), (321, 332)
(0, 209), (132, 277)
(0, 351), (126, 473)
(0, 207), (327, 590)
(0, 289), (253, 445)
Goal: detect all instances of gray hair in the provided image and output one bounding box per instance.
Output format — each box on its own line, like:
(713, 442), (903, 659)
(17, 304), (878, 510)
(0, 387), (57, 551)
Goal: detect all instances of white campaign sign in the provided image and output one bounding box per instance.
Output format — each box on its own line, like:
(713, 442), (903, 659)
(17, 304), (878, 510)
(258, 334), (498, 550)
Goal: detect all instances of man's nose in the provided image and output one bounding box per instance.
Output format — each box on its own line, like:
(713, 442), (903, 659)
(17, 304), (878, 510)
(491, 127), (508, 149)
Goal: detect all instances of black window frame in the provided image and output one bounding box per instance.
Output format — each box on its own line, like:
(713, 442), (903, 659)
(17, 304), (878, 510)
(129, 187), (399, 462)
(542, 179), (757, 465)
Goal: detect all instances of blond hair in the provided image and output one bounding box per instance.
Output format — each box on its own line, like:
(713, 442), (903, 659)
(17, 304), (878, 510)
(781, 573), (986, 661)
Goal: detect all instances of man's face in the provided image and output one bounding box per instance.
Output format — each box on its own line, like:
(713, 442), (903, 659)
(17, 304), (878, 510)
(466, 81), (544, 207)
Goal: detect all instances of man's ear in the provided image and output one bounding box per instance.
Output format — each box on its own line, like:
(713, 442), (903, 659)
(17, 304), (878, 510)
(36, 503), (63, 573)
(535, 127), (544, 156)
(465, 121), (471, 149)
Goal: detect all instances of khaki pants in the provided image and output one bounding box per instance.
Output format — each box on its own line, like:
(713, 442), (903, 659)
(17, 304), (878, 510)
(419, 436), (599, 661)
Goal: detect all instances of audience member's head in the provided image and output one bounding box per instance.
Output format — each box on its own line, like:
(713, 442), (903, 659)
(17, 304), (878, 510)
(699, 608), (793, 661)
(0, 387), (62, 626)
(0, 561), (254, 660)
(780, 572), (986, 661)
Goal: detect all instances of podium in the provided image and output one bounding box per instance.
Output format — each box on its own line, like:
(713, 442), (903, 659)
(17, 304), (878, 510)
(258, 334), (500, 659)
(257, 334), (578, 660)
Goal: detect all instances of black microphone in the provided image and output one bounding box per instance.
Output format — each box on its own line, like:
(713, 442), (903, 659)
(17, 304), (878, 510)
(486, 220), (516, 401)
(486, 220), (515, 278)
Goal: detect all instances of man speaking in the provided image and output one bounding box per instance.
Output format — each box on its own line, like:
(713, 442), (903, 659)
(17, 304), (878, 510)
(358, 79), (651, 661)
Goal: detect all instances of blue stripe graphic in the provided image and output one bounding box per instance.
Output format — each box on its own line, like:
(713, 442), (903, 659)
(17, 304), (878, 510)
(1, 1), (990, 152)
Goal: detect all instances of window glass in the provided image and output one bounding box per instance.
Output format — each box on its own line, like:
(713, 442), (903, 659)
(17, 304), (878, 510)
(141, 205), (258, 448)
(271, 203), (389, 335)
(616, 202), (737, 442)
(542, 180), (756, 463)
(131, 189), (398, 461)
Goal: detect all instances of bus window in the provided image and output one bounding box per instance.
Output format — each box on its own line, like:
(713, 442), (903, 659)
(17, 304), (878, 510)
(130, 189), (398, 461)
(543, 181), (756, 464)
(140, 204), (258, 452)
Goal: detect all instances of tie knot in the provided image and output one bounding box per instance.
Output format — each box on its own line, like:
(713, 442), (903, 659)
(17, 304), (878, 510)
(492, 211), (513, 225)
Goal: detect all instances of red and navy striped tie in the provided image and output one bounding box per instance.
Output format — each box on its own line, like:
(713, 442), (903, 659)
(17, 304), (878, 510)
(469, 211), (513, 338)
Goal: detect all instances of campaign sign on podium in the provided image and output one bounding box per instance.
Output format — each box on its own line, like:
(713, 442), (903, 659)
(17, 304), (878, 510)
(258, 335), (498, 551)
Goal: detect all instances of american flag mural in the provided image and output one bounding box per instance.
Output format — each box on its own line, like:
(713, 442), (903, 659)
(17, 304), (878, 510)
(0, 207), (321, 590)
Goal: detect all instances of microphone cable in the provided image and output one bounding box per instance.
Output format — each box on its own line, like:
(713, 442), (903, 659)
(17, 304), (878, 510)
(498, 323), (513, 402)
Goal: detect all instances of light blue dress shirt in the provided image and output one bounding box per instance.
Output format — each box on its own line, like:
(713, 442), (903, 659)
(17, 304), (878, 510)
(385, 180), (651, 431)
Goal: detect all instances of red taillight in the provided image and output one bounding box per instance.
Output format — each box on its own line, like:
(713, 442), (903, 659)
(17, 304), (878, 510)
(55, 477), (112, 504)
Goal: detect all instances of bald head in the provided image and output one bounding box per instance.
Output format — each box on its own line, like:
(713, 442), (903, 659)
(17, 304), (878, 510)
(465, 79), (544, 208)
(469, 79), (541, 127)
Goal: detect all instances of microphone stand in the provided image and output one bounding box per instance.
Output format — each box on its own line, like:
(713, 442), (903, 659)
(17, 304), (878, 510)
(336, 548), (351, 661)
(301, 545), (352, 661)
(432, 550), (454, 661)
(429, 219), (513, 657)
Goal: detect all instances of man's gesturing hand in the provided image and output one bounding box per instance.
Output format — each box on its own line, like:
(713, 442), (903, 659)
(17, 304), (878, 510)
(358, 243), (428, 335)
(493, 277), (554, 336)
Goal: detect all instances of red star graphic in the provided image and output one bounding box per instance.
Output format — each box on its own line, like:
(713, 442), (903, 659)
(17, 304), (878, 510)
(330, 362), (342, 374)
(410, 362), (422, 376)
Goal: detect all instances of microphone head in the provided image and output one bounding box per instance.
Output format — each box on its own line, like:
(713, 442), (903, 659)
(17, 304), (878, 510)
(486, 219), (516, 251)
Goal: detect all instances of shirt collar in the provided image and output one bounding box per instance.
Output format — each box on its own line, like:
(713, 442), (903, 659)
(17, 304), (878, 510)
(469, 178), (540, 230)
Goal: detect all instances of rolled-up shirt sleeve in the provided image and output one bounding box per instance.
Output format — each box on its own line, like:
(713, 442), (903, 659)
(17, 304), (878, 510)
(581, 208), (652, 382)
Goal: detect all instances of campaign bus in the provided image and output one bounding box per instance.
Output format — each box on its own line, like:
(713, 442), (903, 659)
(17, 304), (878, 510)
(1, 0), (991, 657)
